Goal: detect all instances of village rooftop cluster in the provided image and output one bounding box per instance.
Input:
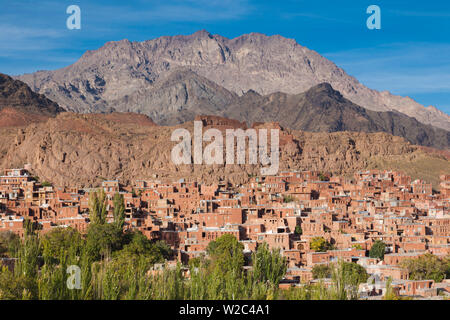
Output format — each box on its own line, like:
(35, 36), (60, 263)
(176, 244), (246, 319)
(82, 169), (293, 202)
(0, 167), (449, 299)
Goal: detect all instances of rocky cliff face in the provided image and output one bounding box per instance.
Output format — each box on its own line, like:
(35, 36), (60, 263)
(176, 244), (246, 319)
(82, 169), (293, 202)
(0, 73), (62, 126)
(1, 113), (447, 187)
(17, 30), (450, 130)
(112, 69), (240, 125)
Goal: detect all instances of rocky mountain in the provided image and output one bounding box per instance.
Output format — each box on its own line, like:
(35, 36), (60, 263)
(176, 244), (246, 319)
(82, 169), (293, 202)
(0, 113), (448, 188)
(221, 83), (450, 149)
(0, 73), (63, 126)
(17, 30), (450, 130)
(110, 69), (239, 125)
(5, 67), (449, 148)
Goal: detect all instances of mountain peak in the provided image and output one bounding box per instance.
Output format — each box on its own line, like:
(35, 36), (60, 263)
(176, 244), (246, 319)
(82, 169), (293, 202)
(191, 29), (213, 38)
(312, 82), (334, 91)
(242, 89), (261, 98)
(306, 82), (342, 99)
(16, 31), (450, 131)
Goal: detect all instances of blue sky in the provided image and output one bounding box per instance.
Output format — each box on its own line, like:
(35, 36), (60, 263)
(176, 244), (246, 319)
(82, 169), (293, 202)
(1, 0), (449, 113)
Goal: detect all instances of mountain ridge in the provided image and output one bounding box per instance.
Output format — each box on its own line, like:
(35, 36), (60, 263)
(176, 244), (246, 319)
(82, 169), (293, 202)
(16, 30), (450, 131)
(220, 82), (450, 149)
(0, 73), (62, 116)
(4, 70), (449, 149)
(0, 73), (63, 127)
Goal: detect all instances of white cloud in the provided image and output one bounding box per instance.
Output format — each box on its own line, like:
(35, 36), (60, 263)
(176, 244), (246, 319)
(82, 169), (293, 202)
(324, 43), (450, 95)
(0, 25), (67, 57)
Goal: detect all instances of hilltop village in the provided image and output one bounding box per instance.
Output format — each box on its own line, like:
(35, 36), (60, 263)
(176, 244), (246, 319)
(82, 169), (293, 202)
(1, 167), (449, 298)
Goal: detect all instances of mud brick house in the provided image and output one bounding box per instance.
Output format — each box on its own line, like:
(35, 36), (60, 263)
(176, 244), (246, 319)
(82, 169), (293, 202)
(306, 252), (332, 266)
(285, 267), (313, 283)
(365, 264), (409, 281)
(283, 249), (302, 267)
(412, 180), (433, 195)
(0, 216), (26, 237)
(356, 257), (379, 267)
(440, 175), (450, 198)
(256, 229), (291, 250)
(383, 252), (427, 266)
(399, 241), (427, 253)
(0, 169), (31, 187)
(424, 217), (450, 236)
(397, 280), (436, 297)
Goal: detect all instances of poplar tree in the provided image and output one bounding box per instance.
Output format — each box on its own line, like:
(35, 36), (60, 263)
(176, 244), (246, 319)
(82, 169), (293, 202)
(89, 189), (107, 225)
(251, 242), (287, 286)
(113, 193), (125, 230)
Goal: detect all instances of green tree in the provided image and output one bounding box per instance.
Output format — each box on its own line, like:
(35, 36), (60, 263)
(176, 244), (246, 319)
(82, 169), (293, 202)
(41, 227), (83, 263)
(330, 260), (368, 300)
(113, 192), (125, 230)
(341, 261), (368, 285)
(14, 234), (41, 299)
(0, 231), (20, 258)
(85, 223), (123, 261)
(369, 240), (386, 260)
(41, 181), (52, 187)
(89, 189), (107, 225)
(312, 264), (332, 279)
(251, 242), (287, 286)
(400, 253), (448, 283)
(37, 228), (84, 300)
(294, 225), (302, 236)
(154, 240), (173, 260)
(0, 266), (28, 300)
(23, 219), (36, 236)
(310, 237), (333, 252)
(284, 261), (366, 300)
(204, 234), (247, 299)
(207, 234), (244, 275)
(119, 231), (164, 264)
(312, 262), (367, 285)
